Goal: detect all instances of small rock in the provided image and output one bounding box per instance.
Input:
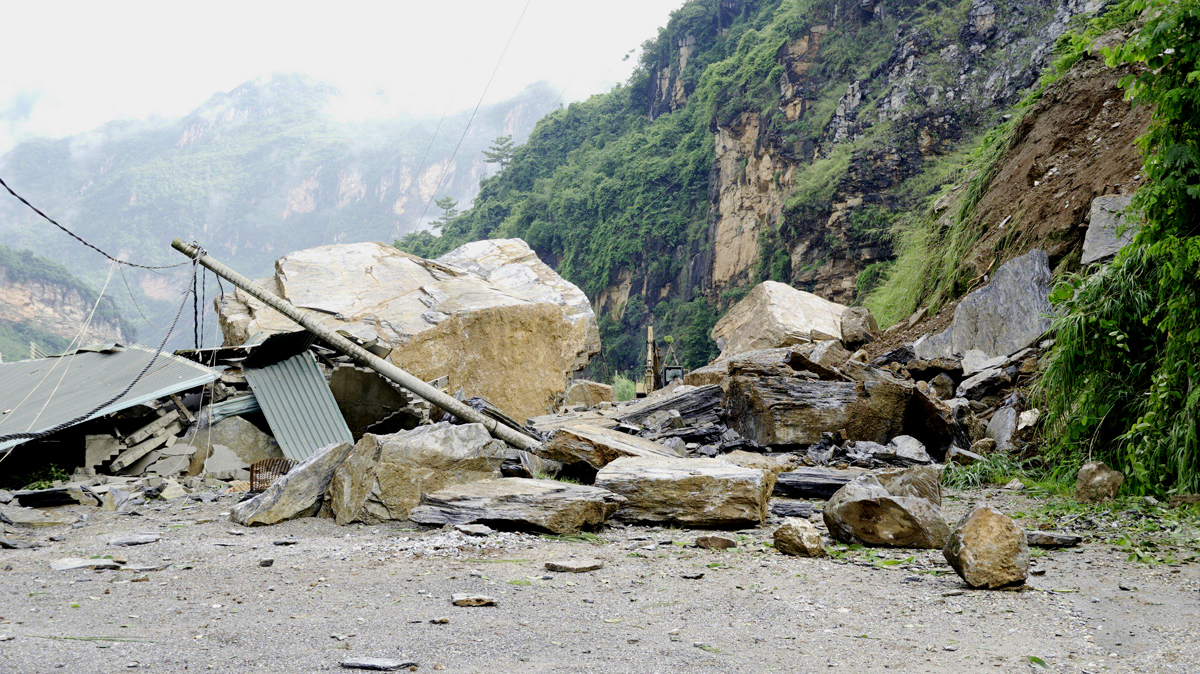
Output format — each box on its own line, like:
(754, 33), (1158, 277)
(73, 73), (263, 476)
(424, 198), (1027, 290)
(947, 446), (984, 466)
(259, 559), (275, 568)
(773, 518), (826, 558)
(273, 540), (299, 546)
(107, 533), (160, 547)
(1025, 531), (1081, 548)
(694, 535), (737, 551)
(943, 506), (1029, 589)
(451, 593), (496, 606)
(51, 557), (122, 571)
(969, 438), (997, 455)
(157, 480), (189, 501)
(1003, 479), (1025, 491)
(429, 617), (450, 624)
(680, 572), (705, 580)
(453, 523), (494, 537)
(1075, 461), (1123, 503)
(0, 634), (12, 641)
(0, 538), (44, 550)
(339, 658), (418, 671)
(544, 559), (604, 573)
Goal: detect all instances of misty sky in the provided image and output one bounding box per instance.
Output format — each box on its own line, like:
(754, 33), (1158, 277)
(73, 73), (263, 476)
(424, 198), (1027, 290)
(0, 0), (684, 153)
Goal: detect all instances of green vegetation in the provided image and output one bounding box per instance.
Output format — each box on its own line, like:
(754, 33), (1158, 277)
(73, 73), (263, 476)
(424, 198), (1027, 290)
(1040, 0), (1200, 495)
(1, 463), (70, 490)
(612, 374), (636, 402)
(0, 320), (71, 363)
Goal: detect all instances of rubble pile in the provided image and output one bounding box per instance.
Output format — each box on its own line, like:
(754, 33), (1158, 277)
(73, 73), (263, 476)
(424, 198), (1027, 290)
(2, 242), (1100, 593)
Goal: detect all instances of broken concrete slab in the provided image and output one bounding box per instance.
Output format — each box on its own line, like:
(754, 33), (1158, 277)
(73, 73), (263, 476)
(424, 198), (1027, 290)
(823, 475), (950, 549)
(595, 456), (775, 528)
(408, 478), (624, 534)
(711, 281), (847, 358)
(12, 485), (100, 508)
(538, 424), (682, 472)
(204, 416), (283, 466)
(217, 239), (600, 423)
(1082, 195), (1137, 265)
(943, 506), (1030, 589)
(230, 442), (354, 526)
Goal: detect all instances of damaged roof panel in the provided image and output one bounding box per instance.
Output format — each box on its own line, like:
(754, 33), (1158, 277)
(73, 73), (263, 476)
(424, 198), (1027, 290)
(0, 344), (221, 452)
(243, 350), (353, 462)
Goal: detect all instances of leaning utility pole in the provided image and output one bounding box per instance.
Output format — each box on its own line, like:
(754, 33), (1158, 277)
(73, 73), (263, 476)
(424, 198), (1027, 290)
(170, 239), (540, 451)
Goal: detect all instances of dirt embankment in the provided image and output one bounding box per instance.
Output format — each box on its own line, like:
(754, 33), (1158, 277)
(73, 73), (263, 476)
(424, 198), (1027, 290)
(871, 52), (1149, 356)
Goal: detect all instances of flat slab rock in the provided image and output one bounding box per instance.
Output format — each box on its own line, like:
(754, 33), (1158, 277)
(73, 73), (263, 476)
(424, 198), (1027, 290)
(595, 456), (775, 528)
(230, 441), (354, 526)
(408, 477), (624, 535)
(1026, 531), (1082, 548)
(545, 559), (604, 573)
(538, 424), (682, 470)
(451, 593), (496, 606)
(0, 505), (75, 528)
(107, 532), (161, 547)
(773, 468), (864, 500)
(340, 657), (419, 671)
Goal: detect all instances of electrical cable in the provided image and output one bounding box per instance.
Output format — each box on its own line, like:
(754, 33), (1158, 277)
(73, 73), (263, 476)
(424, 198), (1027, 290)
(413, 0), (531, 231)
(0, 255), (200, 448)
(0, 176), (189, 271)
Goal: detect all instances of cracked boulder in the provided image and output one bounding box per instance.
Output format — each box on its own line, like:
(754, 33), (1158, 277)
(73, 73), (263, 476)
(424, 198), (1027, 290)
(711, 281), (848, 359)
(823, 475), (949, 549)
(216, 239), (600, 423)
(326, 422), (508, 524)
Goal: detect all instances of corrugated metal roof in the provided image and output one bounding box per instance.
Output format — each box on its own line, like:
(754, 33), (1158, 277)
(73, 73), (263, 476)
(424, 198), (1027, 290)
(243, 351), (352, 462)
(0, 345), (220, 452)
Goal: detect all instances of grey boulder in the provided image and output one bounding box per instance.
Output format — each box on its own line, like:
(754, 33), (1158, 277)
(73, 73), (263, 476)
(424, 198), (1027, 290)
(595, 456), (775, 528)
(823, 475), (949, 548)
(408, 478), (623, 534)
(1075, 461), (1123, 503)
(1082, 195), (1137, 265)
(230, 442), (354, 526)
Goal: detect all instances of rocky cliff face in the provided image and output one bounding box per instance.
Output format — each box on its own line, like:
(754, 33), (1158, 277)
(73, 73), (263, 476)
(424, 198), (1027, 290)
(693, 0), (1096, 303)
(0, 246), (131, 360)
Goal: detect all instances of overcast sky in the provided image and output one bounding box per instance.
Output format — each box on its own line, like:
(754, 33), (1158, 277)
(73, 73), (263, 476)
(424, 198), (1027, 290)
(0, 0), (684, 153)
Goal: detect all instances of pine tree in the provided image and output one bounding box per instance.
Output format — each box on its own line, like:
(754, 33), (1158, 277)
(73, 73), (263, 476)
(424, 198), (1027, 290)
(483, 135), (515, 168)
(429, 196), (459, 231)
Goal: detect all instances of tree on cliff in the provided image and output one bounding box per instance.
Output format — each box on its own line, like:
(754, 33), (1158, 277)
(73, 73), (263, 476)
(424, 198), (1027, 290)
(484, 135), (515, 168)
(429, 196), (460, 232)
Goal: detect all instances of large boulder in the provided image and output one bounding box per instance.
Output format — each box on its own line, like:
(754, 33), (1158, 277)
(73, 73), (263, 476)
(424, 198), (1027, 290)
(823, 475), (949, 548)
(408, 478), (624, 534)
(216, 239), (600, 423)
(538, 424), (682, 472)
(839, 306), (879, 349)
(943, 506), (1030, 589)
(1075, 461), (1123, 503)
(722, 375), (910, 446)
(913, 249), (1053, 360)
(203, 416), (283, 465)
(595, 456), (775, 528)
(230, 442), (354, 526)
(327, 422), (507, 524)
(711, 281), (848, 359)
(1082, 195), (1138, 265)
(563, 380), (614, 408)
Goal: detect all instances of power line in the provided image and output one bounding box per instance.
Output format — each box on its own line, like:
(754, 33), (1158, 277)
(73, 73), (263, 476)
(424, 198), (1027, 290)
(0, 175), (188, 271)
(387, 95), (456, 244)
(413, 0), (531, 231)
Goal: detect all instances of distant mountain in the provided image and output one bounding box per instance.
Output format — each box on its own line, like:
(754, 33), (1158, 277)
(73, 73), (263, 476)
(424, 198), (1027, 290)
(0, 74), (560, 344)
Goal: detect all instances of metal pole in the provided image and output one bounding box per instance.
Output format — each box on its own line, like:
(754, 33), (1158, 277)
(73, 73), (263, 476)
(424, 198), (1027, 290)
(171, 239), (540, 451)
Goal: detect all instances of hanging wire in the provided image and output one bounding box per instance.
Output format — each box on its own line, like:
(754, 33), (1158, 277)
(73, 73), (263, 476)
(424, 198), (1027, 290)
(0, 176), (189, 271)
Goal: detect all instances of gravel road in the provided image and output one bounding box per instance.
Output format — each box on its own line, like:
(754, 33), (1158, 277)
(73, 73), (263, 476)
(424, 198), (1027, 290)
(2, 489), (1197, 673)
